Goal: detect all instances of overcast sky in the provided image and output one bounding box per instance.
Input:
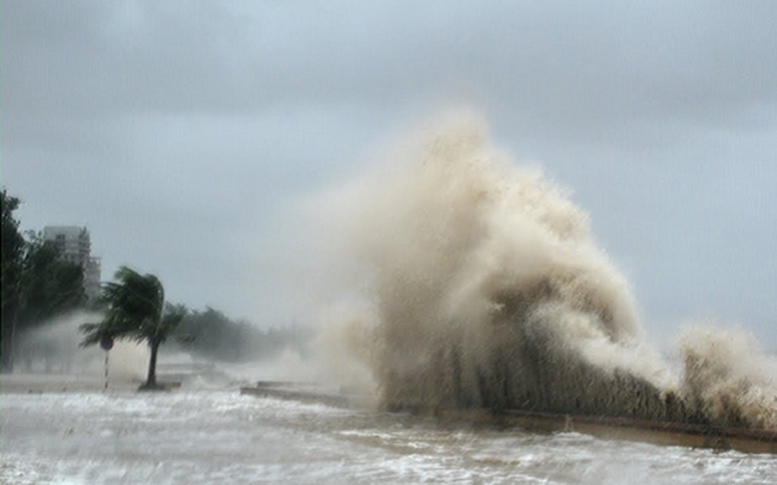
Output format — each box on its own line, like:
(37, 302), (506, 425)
(3, 1), (776, 348)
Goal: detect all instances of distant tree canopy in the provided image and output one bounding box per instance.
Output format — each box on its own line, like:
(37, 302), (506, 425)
(2, 190), (24, 316)
(17, 232), (86, 326)
(175, 307), (309, 362)
(1, 190), (25, 370)
(1, 189), (86, 371)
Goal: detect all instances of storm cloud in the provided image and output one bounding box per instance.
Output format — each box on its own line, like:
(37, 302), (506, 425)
(3, 1), (776, 346)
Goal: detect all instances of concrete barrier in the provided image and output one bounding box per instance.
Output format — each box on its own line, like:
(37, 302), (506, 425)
(240, 382), (777, 455)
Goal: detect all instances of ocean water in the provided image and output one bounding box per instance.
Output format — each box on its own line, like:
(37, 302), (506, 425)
(1, 389), (775, 484)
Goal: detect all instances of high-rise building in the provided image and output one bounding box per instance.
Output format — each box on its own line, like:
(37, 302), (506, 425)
(43, 226), (102, 301)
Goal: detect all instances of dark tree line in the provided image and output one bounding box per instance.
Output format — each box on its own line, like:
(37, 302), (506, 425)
(175, 307), (309, 362)
(2, 190), (86, 371)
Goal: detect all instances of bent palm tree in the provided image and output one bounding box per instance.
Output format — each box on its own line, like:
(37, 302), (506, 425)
(80, 266), (184, 389)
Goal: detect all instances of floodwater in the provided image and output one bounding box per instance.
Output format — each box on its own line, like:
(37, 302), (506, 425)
(2, 385), (775, 484)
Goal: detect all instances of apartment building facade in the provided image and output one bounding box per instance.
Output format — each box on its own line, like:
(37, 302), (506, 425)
(42, 226), (102, 301)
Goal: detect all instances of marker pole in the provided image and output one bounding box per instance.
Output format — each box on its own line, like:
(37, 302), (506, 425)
(104, 350), (109, 391)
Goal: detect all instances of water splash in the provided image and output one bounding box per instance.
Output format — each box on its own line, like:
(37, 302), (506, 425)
(319, 112), (777, 429)
(680, 325), (777, 428)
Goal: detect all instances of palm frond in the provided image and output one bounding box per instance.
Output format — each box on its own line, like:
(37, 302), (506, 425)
(80, 265), (171, 346)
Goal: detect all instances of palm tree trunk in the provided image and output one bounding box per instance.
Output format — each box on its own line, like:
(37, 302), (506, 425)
(146, 339), (160, 387)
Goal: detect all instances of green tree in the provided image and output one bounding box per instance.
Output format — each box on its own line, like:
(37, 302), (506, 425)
(174, 306), (311, 362)
(80, 266), (184, 389)
(17, 232), (86, 328)
(2, 189), (89, 372)
(1, 189), (25, 370)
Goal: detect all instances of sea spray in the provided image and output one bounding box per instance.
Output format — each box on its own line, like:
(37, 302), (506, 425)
(318, 112), (777, 429)
(680, 325), (777, 428)
(16, 311), (149, 381)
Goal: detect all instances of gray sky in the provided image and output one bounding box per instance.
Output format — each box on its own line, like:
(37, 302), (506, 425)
(3, 1), (776, 348)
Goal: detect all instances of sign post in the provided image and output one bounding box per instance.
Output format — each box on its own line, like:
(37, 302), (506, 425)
(100, 336), (114, 390)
